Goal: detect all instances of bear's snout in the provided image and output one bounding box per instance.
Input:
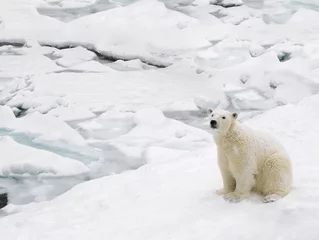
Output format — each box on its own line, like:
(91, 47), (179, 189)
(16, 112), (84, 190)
(210, 120), (217, 129)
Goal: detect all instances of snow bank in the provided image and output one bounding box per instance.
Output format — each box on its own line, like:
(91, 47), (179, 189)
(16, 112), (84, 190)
(2, 94), (319, 239)
(0, 136), (89, 177)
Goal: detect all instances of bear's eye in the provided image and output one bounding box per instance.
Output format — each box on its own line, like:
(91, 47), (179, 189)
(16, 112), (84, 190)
(222, 116), (226, 119)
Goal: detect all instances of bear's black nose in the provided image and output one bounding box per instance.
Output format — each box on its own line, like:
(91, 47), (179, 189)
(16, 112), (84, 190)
(210, 120), (217, 129)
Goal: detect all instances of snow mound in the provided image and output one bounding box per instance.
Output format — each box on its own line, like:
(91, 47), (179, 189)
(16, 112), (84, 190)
(0, 136), (89, 177)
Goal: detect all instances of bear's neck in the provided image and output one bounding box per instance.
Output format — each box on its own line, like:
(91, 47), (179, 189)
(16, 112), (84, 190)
(215, 122), (243, 148)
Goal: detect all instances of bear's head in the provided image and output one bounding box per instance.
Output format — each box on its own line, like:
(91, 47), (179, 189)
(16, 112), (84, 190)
(207, 109), (238, 135)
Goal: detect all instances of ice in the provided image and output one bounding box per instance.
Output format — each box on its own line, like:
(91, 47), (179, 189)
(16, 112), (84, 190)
(0, 136), (89, 177)
(1, 0), (319, 237)
(133, 107), (166, 125)
(0, 106), (17, 129)
(53, 46), (97, 67)
(0, 54), (62, 78)
(0, 63), (215, 113)
(108, 59), (157, 71)
(47, 106), (96, 121)
(83, 107), (212, 177)
(0, 3), (63, 41)
(0, 135), (90, 204)
(143, 146), (190, 164)
(210, 0), (243, 7)
(67, 60), (112, 72)
(0, 109), (100, 163)
(43, 0), (213, 65)
(77, 109), (135, 140)
(13, 112), (87, 146)
(43, 0), (97, 8)
(2, 94), (319, 239)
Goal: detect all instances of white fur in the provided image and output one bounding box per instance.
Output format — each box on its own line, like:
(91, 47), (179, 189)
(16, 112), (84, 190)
(208, 109), (292, 203)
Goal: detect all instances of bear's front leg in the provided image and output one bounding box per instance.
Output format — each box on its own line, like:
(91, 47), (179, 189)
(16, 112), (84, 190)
(224, 169), (255, 203)
(216, 149), (236, 196)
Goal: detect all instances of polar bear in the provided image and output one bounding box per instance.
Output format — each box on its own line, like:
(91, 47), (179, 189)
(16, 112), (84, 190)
(208, 109), (292, 203)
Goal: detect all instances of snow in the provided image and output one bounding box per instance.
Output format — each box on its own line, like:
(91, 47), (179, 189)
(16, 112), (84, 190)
(0, 106), (17, 129)
(2, 95), (319, 238)
(53, 46), (97, 67)
(77, 109), (135, 140)
(13, 112), (87, 146)
(47, 106), (96, 121)
(0, 54), (62, 78)
(1, 0), (319, 238)
(85, 107), (212, 177)
(0, 136), (89, 177)
(0, 64), (215, 112)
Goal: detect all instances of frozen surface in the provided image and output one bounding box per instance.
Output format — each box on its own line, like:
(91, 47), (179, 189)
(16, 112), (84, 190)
(53, 46), (97, 67)
(1, 0), (319, 237)
(0, 107), (100, 164)
(0, 54), (62, 78)
(85, 107), (212, 177)
(0, 63), (216, 113)
(1, 95), (319, 239)
(0, 136), (89, 177)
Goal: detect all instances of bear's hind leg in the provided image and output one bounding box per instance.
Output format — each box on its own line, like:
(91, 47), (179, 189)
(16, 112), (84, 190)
(261, 153), (292, 203)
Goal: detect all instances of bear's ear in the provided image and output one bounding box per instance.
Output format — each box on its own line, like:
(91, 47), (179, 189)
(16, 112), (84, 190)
(207, 109), (213, 115)
(232, 112), (238, 119)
